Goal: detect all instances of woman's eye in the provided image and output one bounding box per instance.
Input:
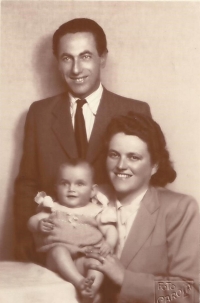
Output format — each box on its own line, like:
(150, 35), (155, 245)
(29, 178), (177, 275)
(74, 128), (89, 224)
(108, 151), (119, 159)
(129, 155), (140, 161)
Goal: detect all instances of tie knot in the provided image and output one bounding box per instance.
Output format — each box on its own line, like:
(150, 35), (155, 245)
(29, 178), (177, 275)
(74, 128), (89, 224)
(76, 99), (87, 108)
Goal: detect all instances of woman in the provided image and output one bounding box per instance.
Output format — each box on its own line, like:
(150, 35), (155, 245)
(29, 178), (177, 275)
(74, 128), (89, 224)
(86, 112), (199, 303)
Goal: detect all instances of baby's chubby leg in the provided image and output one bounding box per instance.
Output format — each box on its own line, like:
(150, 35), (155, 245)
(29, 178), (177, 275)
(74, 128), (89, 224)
(81, 258), (104, 303)
(46, 245), (86, 293)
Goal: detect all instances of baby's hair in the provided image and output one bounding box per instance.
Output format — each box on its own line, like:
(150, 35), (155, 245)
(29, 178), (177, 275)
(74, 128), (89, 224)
(55, 159), (95, 183)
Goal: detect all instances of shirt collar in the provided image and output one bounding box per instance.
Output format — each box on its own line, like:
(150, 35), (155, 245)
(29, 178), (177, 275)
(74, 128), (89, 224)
(116, 188), (148, 211)
(69, 83), (103, 114)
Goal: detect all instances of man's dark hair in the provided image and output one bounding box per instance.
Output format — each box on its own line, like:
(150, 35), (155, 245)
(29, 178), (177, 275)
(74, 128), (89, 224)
(53, 18), (108, 57)
(105, 112), (177, 187)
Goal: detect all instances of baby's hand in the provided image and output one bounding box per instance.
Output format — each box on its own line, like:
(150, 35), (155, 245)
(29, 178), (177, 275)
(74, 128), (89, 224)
(38, 218), (54, 233)
(81, 246), (100, 256)
(99, 241), (113, 257)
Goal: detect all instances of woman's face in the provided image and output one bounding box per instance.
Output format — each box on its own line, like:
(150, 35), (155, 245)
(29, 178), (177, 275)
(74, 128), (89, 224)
(106, 132), (157, 202)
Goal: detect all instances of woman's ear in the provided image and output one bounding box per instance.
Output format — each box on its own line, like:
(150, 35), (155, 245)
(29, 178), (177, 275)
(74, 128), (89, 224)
(90, 184), (98, 198)
(151, 163), (158, 176)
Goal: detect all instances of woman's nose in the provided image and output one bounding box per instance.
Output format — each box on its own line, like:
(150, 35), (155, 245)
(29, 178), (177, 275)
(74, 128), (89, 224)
(117, 157), (127, 170)
(72, 59), (82, 74)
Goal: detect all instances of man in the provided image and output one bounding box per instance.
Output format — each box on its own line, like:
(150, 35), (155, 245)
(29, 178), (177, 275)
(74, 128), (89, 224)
(14, 18), (151, 262)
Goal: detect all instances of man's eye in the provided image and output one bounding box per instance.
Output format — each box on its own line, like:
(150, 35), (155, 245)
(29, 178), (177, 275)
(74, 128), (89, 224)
(82, 55), (91, 60)
(62, 56), (71, 62)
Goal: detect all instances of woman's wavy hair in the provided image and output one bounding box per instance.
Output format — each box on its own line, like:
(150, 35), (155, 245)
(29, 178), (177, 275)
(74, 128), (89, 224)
(105, 112), (176, 187)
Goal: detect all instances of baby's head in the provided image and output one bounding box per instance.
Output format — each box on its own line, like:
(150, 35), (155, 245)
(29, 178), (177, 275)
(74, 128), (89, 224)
(55, 159), (96, 208)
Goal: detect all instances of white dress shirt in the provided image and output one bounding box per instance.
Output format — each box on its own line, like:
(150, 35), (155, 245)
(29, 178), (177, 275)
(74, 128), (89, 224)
(69, 84), (103, 140)
(116, 189), (148, 258)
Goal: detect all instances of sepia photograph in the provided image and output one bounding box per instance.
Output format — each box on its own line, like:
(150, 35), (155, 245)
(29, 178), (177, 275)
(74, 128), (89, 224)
(1, 1), (200, 302)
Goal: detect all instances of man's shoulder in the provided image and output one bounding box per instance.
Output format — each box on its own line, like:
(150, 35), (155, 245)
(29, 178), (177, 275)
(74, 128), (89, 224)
(29, 92), (67, 111)
(103, 88), (141, 103)
(103, 88), (151, 116)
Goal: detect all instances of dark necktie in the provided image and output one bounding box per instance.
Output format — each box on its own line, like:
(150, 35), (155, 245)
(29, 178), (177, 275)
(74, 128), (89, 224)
(74, 99), (88, 158)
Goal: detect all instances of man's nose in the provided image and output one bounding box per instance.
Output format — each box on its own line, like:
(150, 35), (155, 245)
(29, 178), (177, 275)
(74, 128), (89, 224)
(72, 59), (82, 74)
(117, 157), (127, 170)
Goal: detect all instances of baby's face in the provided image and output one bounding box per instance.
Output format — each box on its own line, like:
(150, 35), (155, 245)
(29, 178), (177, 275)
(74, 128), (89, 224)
(56, 164), (95, 208)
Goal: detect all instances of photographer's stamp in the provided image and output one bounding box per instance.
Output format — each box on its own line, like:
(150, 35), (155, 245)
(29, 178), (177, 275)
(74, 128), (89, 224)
(155, 281), (194, 303)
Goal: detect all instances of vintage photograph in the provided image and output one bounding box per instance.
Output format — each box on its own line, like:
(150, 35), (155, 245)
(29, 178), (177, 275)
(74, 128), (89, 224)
(1, 1), (199, 302)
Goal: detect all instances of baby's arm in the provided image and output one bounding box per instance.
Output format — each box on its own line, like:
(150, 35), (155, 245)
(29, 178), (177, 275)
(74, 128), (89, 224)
(27, 212), (52, 233)
(96, 214), (118, 256)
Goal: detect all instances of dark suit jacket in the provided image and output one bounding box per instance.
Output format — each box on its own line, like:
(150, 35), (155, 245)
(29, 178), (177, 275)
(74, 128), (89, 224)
(14, 88), (151, 261)
(101, 186), (199, 303)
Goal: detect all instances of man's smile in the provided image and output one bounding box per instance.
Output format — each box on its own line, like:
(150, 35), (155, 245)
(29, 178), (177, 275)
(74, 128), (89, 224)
(70, 76), (88, 83)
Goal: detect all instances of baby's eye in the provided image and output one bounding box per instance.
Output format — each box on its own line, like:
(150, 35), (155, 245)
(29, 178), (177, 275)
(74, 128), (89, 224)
(76, 182), (85, 186)
(60, 180), (69, 186)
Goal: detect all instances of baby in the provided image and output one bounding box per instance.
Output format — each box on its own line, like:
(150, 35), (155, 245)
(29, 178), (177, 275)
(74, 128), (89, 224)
(28, 159), (118, 303)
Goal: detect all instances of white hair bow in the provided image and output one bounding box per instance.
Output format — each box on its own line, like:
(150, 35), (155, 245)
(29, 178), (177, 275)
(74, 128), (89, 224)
(34, 191), (54, 208)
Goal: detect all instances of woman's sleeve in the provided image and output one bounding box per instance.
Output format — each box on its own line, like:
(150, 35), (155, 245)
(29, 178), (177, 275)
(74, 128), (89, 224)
(118, 197), (199, 303)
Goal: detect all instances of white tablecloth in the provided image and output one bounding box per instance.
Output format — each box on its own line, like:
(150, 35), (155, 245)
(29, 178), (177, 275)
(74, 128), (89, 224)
(0, 262), (80, 303)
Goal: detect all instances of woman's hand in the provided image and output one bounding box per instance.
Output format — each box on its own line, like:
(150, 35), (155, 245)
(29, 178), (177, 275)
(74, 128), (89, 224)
(86, 252), (125, 287)
(99, 241), (113, 257)
(38, 218), (54, 233)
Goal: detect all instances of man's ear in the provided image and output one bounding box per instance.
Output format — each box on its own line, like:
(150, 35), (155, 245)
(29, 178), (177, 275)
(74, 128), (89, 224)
(151, 163), (158, 176)
(90, 184), (98, 198)
(100, 51), (108, 68)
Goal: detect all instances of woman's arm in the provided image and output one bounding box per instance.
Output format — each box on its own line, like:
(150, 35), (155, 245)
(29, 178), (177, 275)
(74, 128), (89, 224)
(87, 196), (200, 303)
(27, 212), (49, 233)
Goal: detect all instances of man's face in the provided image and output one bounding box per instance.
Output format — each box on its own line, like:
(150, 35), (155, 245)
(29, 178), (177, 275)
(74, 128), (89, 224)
(56, 164), (96, 208)
(57, 32), (107, 98)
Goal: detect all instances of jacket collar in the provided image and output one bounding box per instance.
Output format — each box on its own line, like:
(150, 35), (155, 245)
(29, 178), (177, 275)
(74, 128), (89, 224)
(51, 88), (113, 162)
(120, 187), (160, 268)
(51, 92), (78, 159)
(86, 88), (114, 162)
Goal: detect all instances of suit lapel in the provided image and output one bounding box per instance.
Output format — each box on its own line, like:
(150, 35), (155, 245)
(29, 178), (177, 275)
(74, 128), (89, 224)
(51, 93), (78, 158)
(120, 187), (160, 268)
(86, 89), (113, 162)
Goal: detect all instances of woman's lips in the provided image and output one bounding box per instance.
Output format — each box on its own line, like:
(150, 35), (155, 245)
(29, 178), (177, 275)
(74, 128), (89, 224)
(114, 173), (132, 179)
